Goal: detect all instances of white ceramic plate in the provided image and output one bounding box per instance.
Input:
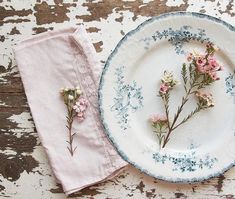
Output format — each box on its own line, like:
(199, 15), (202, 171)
(99, 12), (235, 182)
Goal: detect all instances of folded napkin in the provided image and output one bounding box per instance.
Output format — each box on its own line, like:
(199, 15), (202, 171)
(14, 27), (127, 195)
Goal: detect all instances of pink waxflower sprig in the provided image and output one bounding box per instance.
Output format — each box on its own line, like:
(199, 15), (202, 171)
(159, 71), (179, 94)
(60, 86), (88, 156)
(150, 44), (223, 148)
(149, 115), (168, 146)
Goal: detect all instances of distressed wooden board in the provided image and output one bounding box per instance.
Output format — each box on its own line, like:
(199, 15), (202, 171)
(0, 0), (235, 198)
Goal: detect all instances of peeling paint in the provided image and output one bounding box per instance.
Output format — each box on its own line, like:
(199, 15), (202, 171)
(76, 0), (188, 22)
(136, 181), (145, 194)
(86, 27), (101, 33)
(175, 192), (187, 198)
(93, 41), (103, 52)
(0, 36), (5, 42)
(120, 30), (125, 35)
(49, 184), (63, 194)
(0, 110), (38, 185)
(166, 0), (185, 7)
(0, 153), (38, 182)
(215, 175), (226, 193)
(145, 188), (156, 199)
(3, 18), (30, 24)
(0, 184), (5, 191)
(0, 6), (32, 25)
(32, 27), (54, 34)
(34, 1), (76, 25)
(9, 27), (20, 35)
(71, 187), (103, 198)
(218, 0), (235, 16)
(115, 15), (124, 22)
(50, 183), (103, 198)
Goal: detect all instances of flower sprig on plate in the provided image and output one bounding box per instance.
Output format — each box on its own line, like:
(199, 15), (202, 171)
(60, 86), (88, 156)
(150, 44), (223, 148)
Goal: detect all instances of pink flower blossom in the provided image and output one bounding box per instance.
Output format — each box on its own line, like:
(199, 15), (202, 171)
(159, 83), (170, 94)
(208, 56), (217, 66)
(195, 91), (214, 107)
(79, 98), (89, 106)
(195, 55), (208, 73)
(208, 71), (220, 81)
(197, 64), (209, 73)
(79, 104), (87, 112)
(208, 56), (221, 70)
(73, 98), (89, 122)
(194, 53), (223, 80)
(196, 56), (206, 67)
(187, 53), (193, 62)
(150, 114), (167, 124)
(77, 112), (85, 122)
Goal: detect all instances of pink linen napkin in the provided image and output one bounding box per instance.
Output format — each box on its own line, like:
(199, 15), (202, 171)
(14, 26), (127, 195)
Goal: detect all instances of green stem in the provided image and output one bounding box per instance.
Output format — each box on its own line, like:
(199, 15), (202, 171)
(67, 106), (76, 156)
(154, 126), (166, 148)
(162, 93), (171, 130)
(162, 75), (199, 148)
(171, 106), (202, 131)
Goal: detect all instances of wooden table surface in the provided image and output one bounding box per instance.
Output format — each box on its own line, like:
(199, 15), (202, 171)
(1, 0), (235, 198)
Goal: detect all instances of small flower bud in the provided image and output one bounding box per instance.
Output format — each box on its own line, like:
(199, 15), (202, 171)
(76, 89), (82, 95)
(68, 95), (74, 100)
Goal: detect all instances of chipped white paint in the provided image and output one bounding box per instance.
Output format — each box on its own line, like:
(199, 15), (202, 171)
(1, 0), (235, 198)
(8, 112), (35, 135)
(0, 101), (7, 106)
(0, 149), (17, 156)
(142, 0), (154, 3)
(166, 0), (185, 7)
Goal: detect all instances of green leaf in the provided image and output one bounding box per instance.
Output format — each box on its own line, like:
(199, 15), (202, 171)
(181, 63), (188, 92)
(189, 64), (193, 79)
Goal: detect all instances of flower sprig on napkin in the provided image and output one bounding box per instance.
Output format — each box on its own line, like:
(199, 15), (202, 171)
(150, 44), (223, 148)
(60, 86), (88, 156)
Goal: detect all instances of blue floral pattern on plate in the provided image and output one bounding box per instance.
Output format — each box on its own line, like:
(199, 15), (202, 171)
(110, 66), (143, 130)
(152, 142), (217, 172)
(152, 151), (217, 172)
(225, 71), (235, 95)
(140, 25), (211, 54)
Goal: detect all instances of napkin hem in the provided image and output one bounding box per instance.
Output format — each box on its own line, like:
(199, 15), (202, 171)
(65, 162), (128, 195)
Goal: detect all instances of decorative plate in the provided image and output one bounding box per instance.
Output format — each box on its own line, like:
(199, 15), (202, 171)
(98, 12), (235, 182)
